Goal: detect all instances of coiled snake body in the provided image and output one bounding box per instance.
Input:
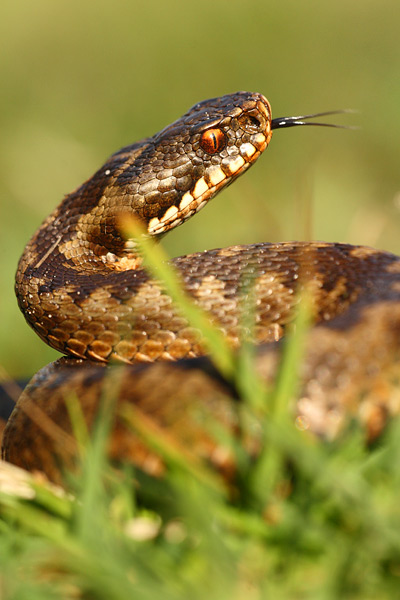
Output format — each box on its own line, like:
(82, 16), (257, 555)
(3, 92), (400, 483)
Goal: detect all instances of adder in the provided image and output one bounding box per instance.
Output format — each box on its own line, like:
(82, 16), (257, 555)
(3, 91), (400, 484)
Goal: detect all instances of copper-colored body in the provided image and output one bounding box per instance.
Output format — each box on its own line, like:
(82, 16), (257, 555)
(3, 92), (400, 484)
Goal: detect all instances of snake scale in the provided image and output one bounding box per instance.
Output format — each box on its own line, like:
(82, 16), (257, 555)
(3, 91), (400, 485)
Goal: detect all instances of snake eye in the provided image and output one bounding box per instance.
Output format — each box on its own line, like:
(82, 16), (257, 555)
(199, 128), (226, 154)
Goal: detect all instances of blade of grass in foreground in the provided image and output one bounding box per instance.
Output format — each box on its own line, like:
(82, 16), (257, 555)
(72, 369), (125, 540)
(120, 402), (227, 496)
(120, 216), (236, 379)
(234, 289), (314, 504)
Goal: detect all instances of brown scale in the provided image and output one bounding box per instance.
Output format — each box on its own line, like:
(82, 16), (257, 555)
(3, 92), (400, 486)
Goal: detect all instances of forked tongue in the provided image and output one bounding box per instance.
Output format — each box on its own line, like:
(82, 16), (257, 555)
(271, 109), (355, 130)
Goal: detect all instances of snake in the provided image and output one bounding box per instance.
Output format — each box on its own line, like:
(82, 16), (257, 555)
(2, 91), (400, 485)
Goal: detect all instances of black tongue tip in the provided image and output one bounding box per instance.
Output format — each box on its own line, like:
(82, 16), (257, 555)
(271, 109), (357, 130)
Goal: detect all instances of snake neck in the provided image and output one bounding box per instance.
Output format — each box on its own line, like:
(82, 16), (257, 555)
(17, 92), (273, 281)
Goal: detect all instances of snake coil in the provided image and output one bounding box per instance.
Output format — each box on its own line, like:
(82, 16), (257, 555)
(3, 92), (400, 484)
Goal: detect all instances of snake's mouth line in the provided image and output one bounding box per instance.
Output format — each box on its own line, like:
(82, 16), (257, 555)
(145, 130), (269, 237)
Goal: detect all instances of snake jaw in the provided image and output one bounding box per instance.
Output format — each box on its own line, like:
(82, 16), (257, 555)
(142, 92), (273, 238)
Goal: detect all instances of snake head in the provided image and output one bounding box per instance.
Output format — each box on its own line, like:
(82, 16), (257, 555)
(120, 91), (273, 239)
(31, 92), (274, 268)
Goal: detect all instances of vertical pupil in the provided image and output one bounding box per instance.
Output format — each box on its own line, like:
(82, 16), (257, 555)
(200, 128), (225, 154)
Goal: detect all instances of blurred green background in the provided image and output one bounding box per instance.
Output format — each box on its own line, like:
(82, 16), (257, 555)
(1, 0), (399, 377)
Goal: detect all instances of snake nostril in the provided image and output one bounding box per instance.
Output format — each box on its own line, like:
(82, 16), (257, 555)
(238, 112), (263, 132)
(248, 115), (261, 128)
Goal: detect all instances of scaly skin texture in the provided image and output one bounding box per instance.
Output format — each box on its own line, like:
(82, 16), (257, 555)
(14, 92), (272, 363)
(3, 92), (400, 484)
